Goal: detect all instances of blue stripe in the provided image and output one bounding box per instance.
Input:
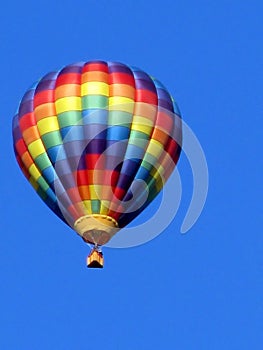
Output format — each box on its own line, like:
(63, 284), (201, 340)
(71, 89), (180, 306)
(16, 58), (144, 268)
(124, 144), (147, 160)
(47, 145), (67, 163)
(61, 126), (85, 142)
(42, 166), (58, 184)
(82, 109), (108, 124)
(107, 126), (130, 141)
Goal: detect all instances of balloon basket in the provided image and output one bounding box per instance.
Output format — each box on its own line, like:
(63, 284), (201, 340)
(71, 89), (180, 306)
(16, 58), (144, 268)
(87, 248), (104, 268)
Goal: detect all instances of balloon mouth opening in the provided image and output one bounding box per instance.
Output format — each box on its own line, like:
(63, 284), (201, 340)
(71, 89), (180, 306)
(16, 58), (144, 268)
(74, 215), (119, 246)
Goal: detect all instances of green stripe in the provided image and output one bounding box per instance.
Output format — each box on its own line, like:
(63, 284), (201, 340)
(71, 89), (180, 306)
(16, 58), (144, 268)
(58, 111), (83, 128)
(35, 153), (51, 170)
(37, 176), (50, 192)
(108, 111), (132, 126)
(129, 138), (148, 148)
(129, 130), (149, 141)
(37, 186), (47, 201)
(91, 200), (101, 214)
(140, 159), (153, 171)
(42, 131), (62, 149)
(141, 153), (158, 166)
(82, 95), (108, 109)
(146, 179), (159, 201)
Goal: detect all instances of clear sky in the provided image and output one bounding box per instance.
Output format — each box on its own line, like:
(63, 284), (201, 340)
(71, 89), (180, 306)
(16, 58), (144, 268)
(1, 0), (262, 349)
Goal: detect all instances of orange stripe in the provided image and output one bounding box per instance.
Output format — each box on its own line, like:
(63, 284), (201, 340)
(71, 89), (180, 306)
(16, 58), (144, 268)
(133, 103), (157, 119)
(101, 187), (114, 201)
(81, 71), (109, 84)
(87, 170), (112, 185)
(35, 103), (57, 121)
(34, 90), (54, 107)
(67, 188), (82, 203)
(67, 204), (82, 221)
(110, 84), (135, 99)
(78, 185), (90, 200)
(151, 128), (169, 144)
(21, 152), (34, 168)
(55, 84), (80, 99)
(22, 126), (40, 144)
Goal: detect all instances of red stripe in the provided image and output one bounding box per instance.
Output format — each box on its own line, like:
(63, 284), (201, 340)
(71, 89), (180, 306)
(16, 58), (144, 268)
(67, 188), (82, 203)
(83, 62), (108, 73)
(19, 112), (36, 131)
(56, 73), (81, 86)
(135, 89), (158, 104)
(76, 170), (88, 186)
(109, 72), (135, 86)
(67, 204), (81, 221)
(110, 170), (119, 187)
(165, 138), (180, 160)
(85, 154), (106, 170)
(34, 90), (54, 107)
(113, 187), (126, 200)
(108, 208), (123, 221)
(155, 111), (174, 130)
(16, 156), (30, 179)
(76, 169), (120, 186)
(15, 139), (28, 156)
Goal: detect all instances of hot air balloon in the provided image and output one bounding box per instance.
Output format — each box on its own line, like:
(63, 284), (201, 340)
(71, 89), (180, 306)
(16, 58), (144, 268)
(12, 60), (182, 268)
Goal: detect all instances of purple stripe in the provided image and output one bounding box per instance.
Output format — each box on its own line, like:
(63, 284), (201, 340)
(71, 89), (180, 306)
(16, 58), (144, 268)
(42, 72), (58, 81)
(19, 99), (34, 117)
(59, 173), (77, 190)
(108, 62), (133, 75)
(60, 64), (84, 74)
(55, 159), (73, 176)
(132, 70), (152, 82)
(63, 140), (87, 158)
(57, 190), (73, 208)
(13, 126), (21, 142)
(12, 114), (19, 129)
(85, 139), (107, 153)
(134, 78), (157, 93)
(85, 60), (108, 66)
(156, 88), (172, 102)
(34, 71), (58, 93)
(36, 79), (56, 93)
(115, 173), (133, 190)
(83, 125), (108, 140)
(120, 159), (140, 177)
(77, 156), (86, 170)
(158, 99), (174, 111)
(21, 88), (35, 102)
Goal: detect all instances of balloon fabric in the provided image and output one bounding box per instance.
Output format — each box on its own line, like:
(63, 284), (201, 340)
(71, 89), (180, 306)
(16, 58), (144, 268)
(12, 61), (182, 247)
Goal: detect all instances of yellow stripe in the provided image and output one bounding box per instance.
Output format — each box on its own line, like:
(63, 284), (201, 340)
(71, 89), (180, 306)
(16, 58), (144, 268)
(131, 125), (152, 135)
(83, 200), (92, 213)
(29, 176), (39, 190)
(100, 201), (110, 215)
(109, 96), (133, 106)
(89, 185), (102, 200)
(81, 82), (109, 96)
(150, 163), (165, 180)
(28, 164), (42, 180)
(133, 115), (154, 126)
(156, 178), (165, 192)
(55, 96), (82, 113)
(131, 115), (154, 135)
(109, 102), (134, 113)
(28, 139), (46, 159)
(37, 116), (59, 135)
(146, 139), (164, 158)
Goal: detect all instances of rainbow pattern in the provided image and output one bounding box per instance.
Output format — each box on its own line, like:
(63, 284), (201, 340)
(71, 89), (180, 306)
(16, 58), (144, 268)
(12, 60), (182, 236)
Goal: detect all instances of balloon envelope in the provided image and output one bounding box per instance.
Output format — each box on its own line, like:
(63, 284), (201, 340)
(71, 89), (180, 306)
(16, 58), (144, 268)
(12, 61), (182, 245)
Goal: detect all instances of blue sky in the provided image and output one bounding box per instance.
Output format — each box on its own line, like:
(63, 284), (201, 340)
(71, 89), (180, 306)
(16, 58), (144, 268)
(1, 1), (262, 349)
